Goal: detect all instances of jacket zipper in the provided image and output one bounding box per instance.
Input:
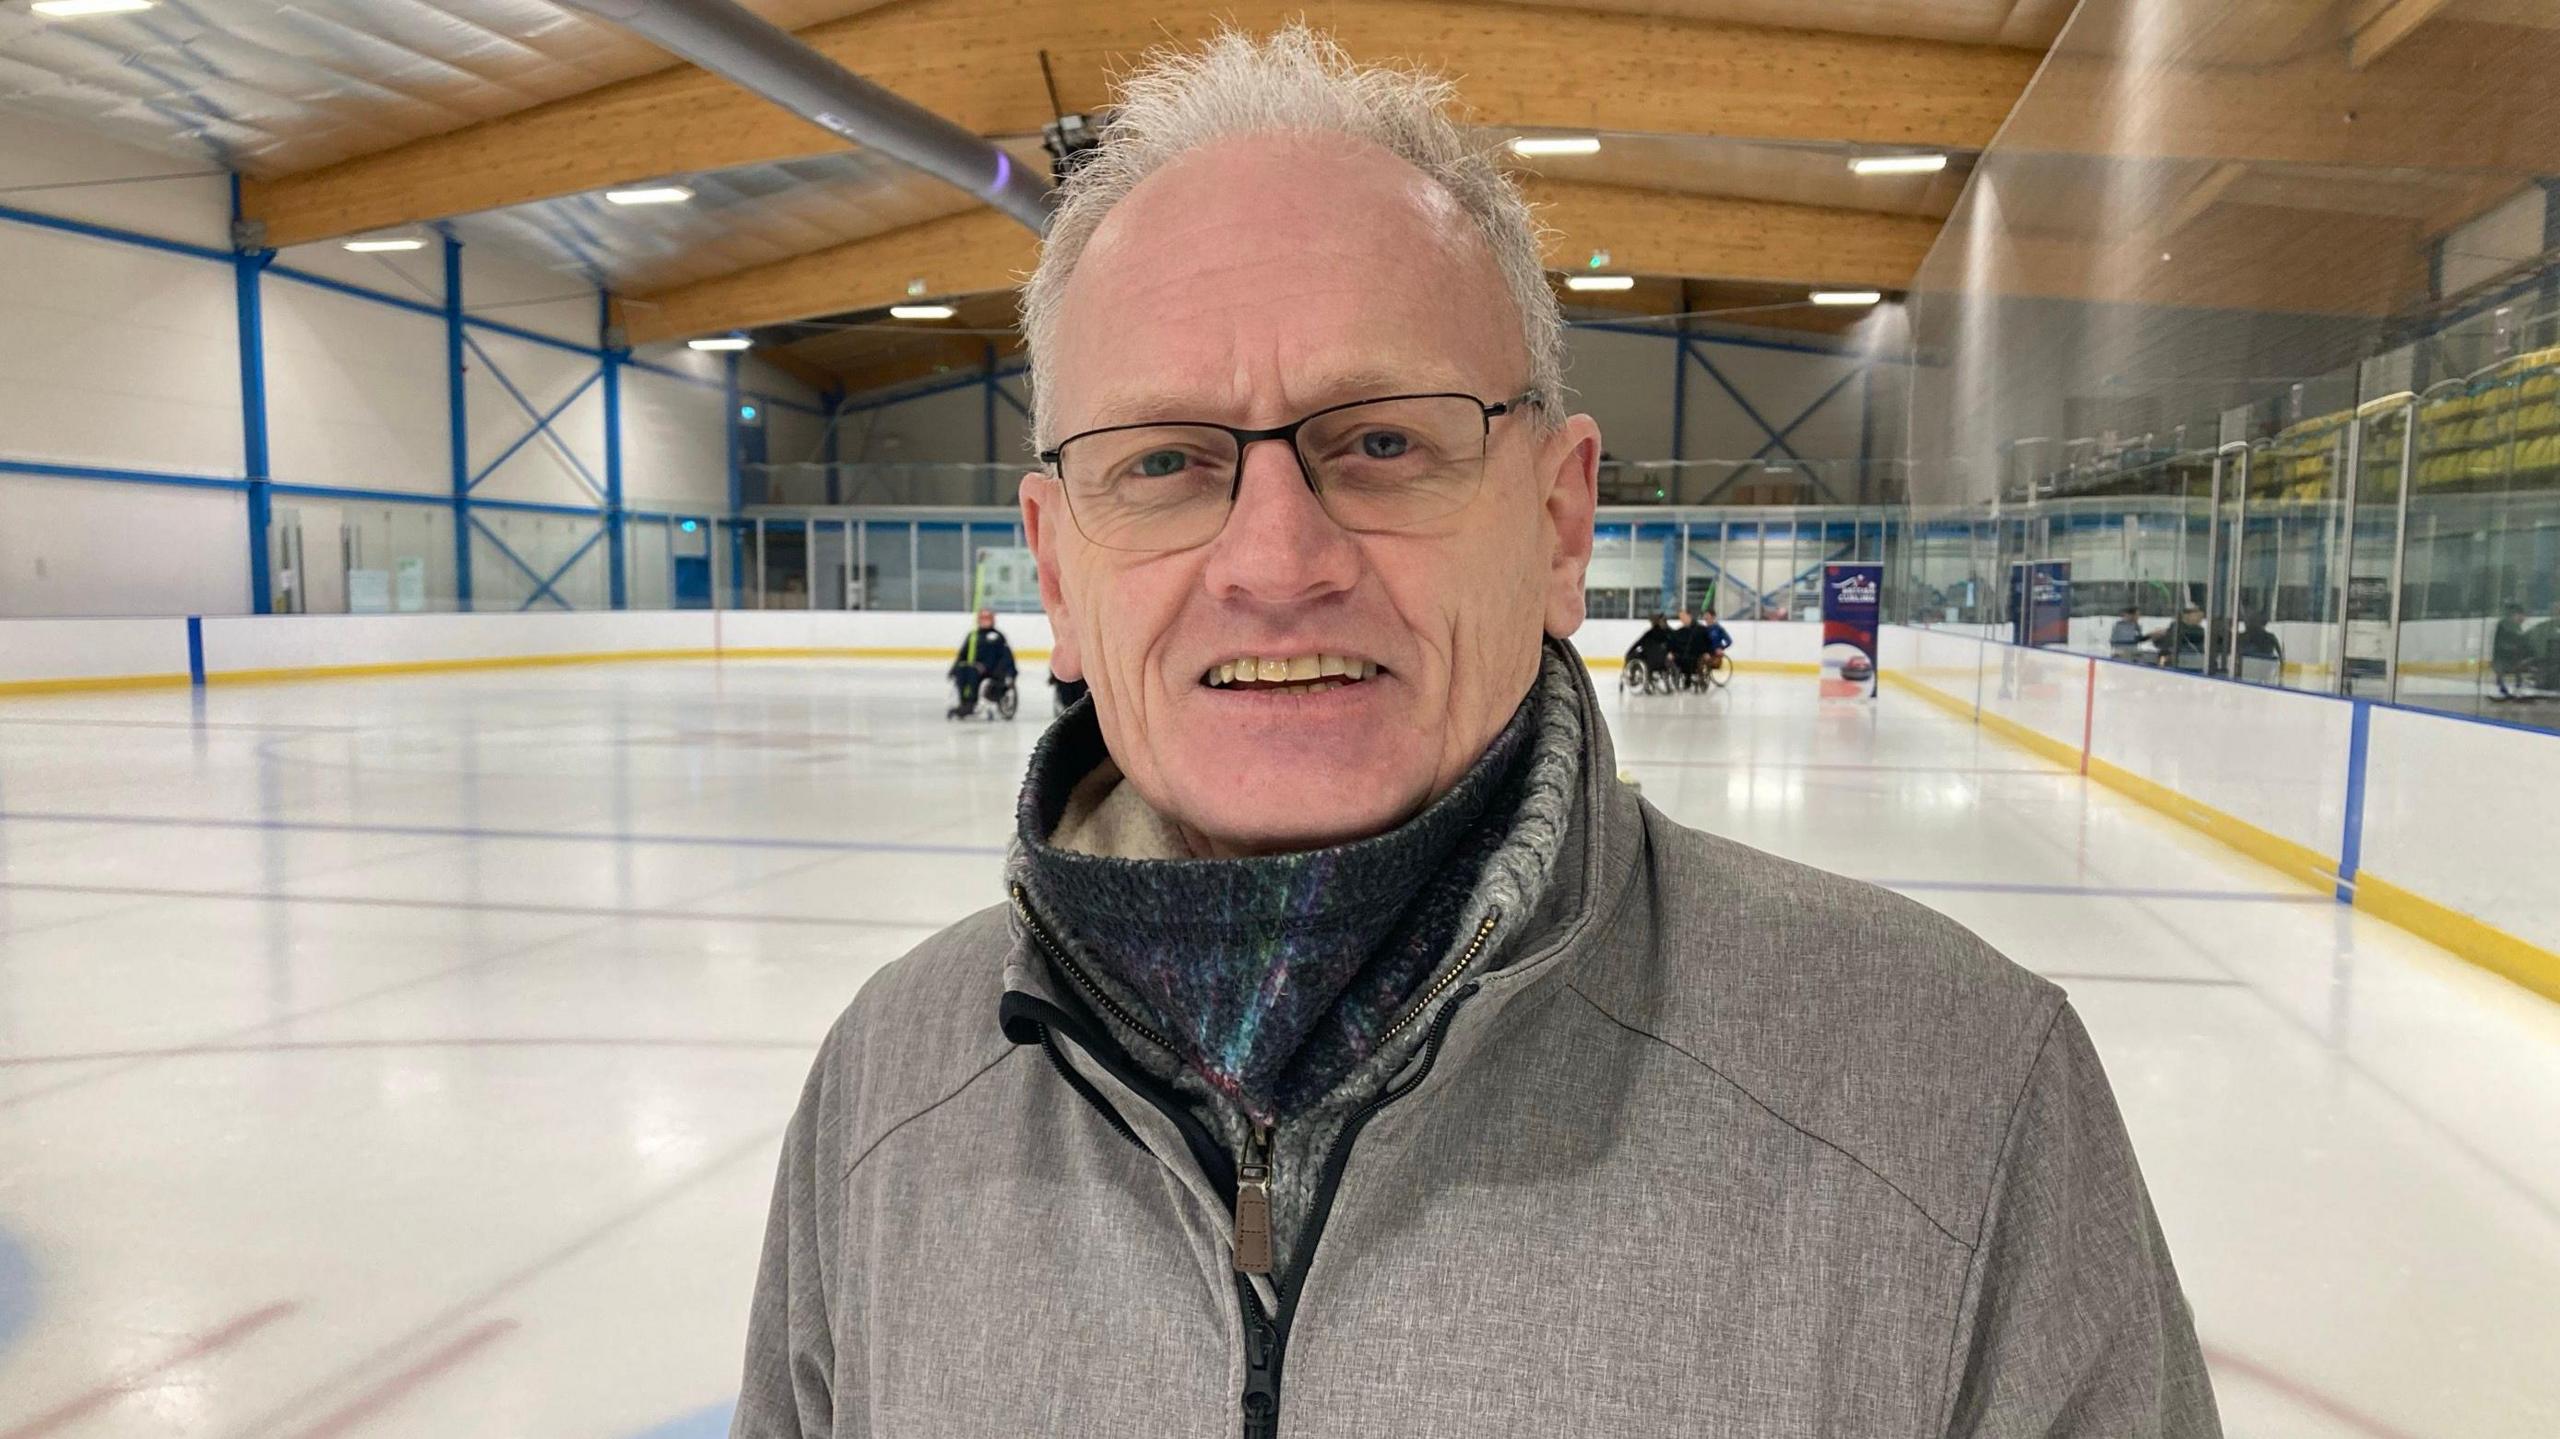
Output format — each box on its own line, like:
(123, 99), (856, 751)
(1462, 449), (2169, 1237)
(1377, 911), (1500, 1049)
(1233, 1124), (1274, 1276)
(1012, 884), (1178, 1056)
(1014, 885), (1495, 1439)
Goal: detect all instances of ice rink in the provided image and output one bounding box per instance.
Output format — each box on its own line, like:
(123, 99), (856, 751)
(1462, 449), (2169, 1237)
(2, 658), (2556, 1438)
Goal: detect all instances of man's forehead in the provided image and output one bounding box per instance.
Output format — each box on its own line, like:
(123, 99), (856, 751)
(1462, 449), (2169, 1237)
(1071, 363), (1483, 428)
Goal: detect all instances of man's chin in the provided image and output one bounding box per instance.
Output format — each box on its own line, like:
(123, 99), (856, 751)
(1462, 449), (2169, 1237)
(1159, 758), (1426, 858)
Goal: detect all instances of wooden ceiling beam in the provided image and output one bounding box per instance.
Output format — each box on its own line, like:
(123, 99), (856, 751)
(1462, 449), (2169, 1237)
(616, 208), (1036, 345)
(2018, 18), (2560, 171)
(1531, 179), (1941, 292)
(240, 0), (2038, 247)
(618, 182), (1943, 344)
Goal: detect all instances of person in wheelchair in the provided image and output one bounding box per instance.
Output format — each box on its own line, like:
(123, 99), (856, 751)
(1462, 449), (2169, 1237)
(948, 608), (1019, 719)
(1675, 608), (1733, 688)
(1623, 613), (1677, 689)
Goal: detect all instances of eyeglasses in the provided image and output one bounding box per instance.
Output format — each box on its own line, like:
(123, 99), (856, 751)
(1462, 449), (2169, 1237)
(1039, 390), (1540, 553)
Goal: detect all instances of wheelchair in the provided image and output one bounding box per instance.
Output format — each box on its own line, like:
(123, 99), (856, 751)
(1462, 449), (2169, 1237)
(948, 665), (1019, 721)
(1621, 649), (1730, 696)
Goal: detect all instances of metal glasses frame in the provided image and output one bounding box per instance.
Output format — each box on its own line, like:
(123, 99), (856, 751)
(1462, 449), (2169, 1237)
(1037, 390), (1542, 546)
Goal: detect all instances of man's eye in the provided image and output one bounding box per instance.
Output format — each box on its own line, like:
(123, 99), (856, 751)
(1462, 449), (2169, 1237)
(1136, 450), (1190, 477)
(1357, 430), (1412, 459)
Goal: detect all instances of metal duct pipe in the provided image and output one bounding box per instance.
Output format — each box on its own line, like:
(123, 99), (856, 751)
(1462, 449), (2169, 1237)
(561, 0), (1053, 233)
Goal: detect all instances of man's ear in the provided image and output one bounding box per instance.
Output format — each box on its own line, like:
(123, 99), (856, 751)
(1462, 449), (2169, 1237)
(1539, 414), (1603, 639)
(1021, 472), (1082, 681)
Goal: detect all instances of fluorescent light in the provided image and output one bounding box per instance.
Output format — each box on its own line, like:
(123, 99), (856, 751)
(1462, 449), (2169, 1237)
(1510, 135), (1601, 157)
(1810, 290), (1883, 306)
(688, 336), (752, 351)
(342, 238), (425, 253)
(1848, 153), (1948, 176)
(605, 185), (694, 206)
(31, 0), (154, 15)
(1565, 275), (1636, 292)
(888, 303), (958, 320)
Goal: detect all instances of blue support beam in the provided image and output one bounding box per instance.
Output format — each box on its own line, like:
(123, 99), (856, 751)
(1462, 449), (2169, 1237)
(461, 331), (605, 499)
(230, 176), (274, 616)
(820, 389), (844, 505)
(466, 371), (601, 490)
(982, 342), (999, 465)
(444, 236), (473, 612)
(724, 352), (745, 608)
(603, 295), (628, 610)
(1669, 337), (1688, 473)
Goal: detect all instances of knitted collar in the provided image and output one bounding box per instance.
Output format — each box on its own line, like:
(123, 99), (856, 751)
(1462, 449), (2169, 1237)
(1012, 683), (1539, 1126)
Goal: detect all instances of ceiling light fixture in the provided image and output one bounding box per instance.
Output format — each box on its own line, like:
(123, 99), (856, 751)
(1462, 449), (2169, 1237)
(889, 303), (958, 320)
(31, 0), (155, 15)
(688, 336), (752, 351)
(1809, 290), (1883, 306)
(343, 238), (426, 253)
(1848, 153), (1948, 176)
(1565, 275), (1636, 292)
(605, 185), (695, 206)
(1510, 136), (1601, 157)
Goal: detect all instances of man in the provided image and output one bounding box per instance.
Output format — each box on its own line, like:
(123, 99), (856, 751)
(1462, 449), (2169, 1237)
(2234, 611), (2284, 686)
(946, 607), (1016, 718)
(735, 26), (2216, 1439)
(2110, 605), (2146, 663)
(1678, 606), (1735, 682)
(1625, 610), (1677, 680)
(2150, 604), (2209, 672)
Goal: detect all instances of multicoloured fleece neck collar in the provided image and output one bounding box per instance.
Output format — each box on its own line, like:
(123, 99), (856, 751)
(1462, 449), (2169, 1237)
(1013, 688), (1538, 1125)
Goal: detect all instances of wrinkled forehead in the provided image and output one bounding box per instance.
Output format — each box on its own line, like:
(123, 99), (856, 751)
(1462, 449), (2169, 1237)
(1045, 133), (1522, 434)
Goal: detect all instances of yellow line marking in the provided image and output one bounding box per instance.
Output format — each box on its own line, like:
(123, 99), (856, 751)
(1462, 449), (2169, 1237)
(0, 672), (193, 697)
(1886, 668), (2559, 1004)
(2355, 874), (2560, 1006)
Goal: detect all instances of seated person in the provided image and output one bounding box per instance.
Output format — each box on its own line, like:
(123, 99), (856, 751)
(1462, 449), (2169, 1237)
(949, 608), (1017, 717)
(2235, 613), (2284, 684)
(2532, 601), (2560, 691)
(1050, 670), (1090, 713)
(2108, 607), (2145, 663)
(1624, 612), (1676, 676)
(2148, 606), (2208, 672)
(1676, 608), (1734, 680)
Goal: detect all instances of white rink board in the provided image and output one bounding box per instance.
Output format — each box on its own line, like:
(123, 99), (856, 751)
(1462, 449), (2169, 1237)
(2361, 706), (2560, 957)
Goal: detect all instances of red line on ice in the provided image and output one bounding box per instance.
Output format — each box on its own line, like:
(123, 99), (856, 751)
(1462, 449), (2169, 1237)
(0, 1300), (297, 1439)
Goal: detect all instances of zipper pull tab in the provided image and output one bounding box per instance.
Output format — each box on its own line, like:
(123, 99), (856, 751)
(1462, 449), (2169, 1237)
(1233, 1125), (1273, 1276)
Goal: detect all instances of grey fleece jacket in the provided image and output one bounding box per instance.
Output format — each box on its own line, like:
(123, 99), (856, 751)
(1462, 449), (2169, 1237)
(732, 648), (2221, 1439)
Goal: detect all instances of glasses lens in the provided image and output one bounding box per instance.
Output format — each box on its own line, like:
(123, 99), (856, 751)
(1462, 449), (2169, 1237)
(1057, 425), (1240, 551)
(1297, 396), (1490, 532)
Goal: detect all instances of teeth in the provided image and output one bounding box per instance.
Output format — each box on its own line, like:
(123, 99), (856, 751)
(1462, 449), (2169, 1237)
(1206, 655), (1379, 687)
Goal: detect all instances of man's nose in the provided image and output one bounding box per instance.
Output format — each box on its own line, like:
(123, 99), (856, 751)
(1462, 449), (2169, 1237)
(1202, 438), (1361, 604)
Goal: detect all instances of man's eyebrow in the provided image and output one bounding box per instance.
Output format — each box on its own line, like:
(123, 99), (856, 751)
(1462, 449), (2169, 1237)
(1077, 368), (1475, 428)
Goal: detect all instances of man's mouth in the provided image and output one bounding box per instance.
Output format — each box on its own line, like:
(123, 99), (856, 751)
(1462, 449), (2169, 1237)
(1200, 654), (1384, 695)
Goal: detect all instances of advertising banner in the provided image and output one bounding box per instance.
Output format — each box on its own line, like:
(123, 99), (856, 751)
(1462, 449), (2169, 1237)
(1820, 563), (1882, 698)
(2009, 560), (2072, 648)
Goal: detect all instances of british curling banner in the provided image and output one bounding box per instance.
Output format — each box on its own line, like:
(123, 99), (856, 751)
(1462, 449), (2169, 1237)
(1821, 563), (1882, 699)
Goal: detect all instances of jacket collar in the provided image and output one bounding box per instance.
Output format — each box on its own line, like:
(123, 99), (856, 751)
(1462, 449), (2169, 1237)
(1000, 637), (1643, 1135)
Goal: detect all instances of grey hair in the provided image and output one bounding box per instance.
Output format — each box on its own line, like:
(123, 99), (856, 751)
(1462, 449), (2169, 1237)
(1017, 23), (1566, 448)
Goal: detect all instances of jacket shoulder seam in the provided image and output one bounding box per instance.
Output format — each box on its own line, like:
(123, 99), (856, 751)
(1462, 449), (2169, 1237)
(1563, 981), (1975, 1251)
(838, 1042), (1023, 1185)
(1931, 998), (2071, 1435)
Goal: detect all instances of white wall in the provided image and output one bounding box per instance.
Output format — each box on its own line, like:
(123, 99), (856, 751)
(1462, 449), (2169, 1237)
(0, 473), (250, 617)
(623, 345), (731, 512)
(0, 223), (243, 482)
(263, 273), (451, 497)
(0, 111), (232, 248)
(0, 106), (791, 619)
